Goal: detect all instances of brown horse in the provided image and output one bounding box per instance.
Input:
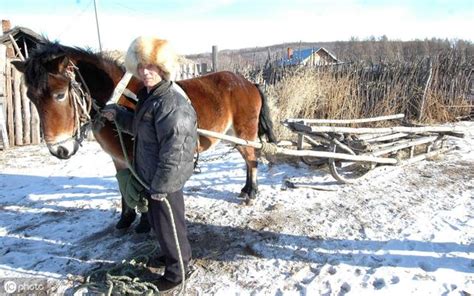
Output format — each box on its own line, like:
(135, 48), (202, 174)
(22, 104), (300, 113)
(12, 41), (276, 230)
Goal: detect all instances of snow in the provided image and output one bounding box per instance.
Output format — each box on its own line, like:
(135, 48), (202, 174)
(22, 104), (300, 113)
(0, 121), (473, 295)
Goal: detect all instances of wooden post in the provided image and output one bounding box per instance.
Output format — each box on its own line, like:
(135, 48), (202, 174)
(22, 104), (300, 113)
(212, 45), (218, 72)
(21, 81), (31, 144)
(13, 68), (23, 145)
(0, 44), (5, 96)
(8, 34), (25, 61)
(200, 63), (207, 75)
(30, 101), (40, 144)
(194, 64), (199, 77)
(0, 44), (8, 149)
(6, 59), (14, 145)
(0, 104), (8, 149)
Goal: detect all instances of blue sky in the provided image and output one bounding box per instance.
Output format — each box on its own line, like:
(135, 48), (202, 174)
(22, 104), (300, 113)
(2, 0), (473, 54)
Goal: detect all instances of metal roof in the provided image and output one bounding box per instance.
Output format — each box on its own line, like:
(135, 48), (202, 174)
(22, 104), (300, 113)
(280, 47), (338, 66)
(0, 26), (44, 44)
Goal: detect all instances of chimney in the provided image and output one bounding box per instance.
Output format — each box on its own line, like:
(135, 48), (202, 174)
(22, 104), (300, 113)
(2, 19), (11, 34)
(287, 47), (293, 59)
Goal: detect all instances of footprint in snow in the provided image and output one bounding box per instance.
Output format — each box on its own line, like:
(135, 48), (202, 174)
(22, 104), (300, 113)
(373, 278), (386, 289)
(337, 282), (351, 296)
(419, 261), (437, 272)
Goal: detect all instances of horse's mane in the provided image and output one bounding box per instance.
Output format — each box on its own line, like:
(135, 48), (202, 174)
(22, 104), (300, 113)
(22, 40), (124, 95)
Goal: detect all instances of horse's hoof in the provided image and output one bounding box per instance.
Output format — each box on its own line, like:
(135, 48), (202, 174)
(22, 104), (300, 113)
(242, 197), (255, 206)
(135, 221), (151, 234)
(115, 214), (136, 229)
(238, 191), (249, 200)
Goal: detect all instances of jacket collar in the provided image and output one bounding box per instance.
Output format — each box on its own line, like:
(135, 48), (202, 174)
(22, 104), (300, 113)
(138, 80), (171, 101)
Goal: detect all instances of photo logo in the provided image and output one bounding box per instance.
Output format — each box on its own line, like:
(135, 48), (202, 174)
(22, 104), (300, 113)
(3, 280), (17, 294)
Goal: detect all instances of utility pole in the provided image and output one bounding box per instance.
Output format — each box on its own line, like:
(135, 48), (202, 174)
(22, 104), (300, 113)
(93, 0), (102, 52)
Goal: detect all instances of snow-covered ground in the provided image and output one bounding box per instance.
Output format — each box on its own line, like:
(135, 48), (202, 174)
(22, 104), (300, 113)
(0, 121), (473, 295)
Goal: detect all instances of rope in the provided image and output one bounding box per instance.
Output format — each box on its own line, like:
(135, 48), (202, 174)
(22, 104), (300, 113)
(64, 61), (94, 144)
(115, 121), (186, 295)
(260, 142), (279, 155)
(73, 242), (161, 295)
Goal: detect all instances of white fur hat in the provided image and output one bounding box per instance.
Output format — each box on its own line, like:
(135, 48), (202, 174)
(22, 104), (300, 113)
(124, 36), (177, 81)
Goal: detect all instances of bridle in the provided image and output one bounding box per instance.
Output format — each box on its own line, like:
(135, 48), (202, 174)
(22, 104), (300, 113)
(62, 61), (99, 145)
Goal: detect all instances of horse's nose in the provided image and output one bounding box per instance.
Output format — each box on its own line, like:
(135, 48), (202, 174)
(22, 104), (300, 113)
(56, 146), (70, 159)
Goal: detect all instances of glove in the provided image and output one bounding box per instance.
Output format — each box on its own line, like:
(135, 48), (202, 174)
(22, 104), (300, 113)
(101, 104), (120, 121)
(92, 112), (106, 132)
(115, 169), (148, 213)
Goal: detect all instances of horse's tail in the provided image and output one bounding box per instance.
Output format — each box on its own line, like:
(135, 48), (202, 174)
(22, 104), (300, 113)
(255, 84), (277, 143)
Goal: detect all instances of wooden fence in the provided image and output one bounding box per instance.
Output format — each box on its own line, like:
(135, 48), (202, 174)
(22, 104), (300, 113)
(0, 43), (40, 150)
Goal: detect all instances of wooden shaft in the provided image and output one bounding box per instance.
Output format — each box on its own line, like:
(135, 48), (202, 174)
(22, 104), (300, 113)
(197, 128), (397, 164)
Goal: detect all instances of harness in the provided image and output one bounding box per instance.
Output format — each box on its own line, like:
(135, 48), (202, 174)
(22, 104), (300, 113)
(63, 61), (98, 145)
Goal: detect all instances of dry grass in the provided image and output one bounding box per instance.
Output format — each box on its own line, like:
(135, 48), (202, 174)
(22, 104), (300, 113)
(263, 52), (473, 140)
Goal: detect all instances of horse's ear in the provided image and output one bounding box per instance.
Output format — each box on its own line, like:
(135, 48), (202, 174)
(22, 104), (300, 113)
(44, 55), (69, 74)
(11, 60), (26, 73)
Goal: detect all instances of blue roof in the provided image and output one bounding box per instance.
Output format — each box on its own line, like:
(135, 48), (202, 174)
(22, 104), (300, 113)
(280, 47), (322, 66)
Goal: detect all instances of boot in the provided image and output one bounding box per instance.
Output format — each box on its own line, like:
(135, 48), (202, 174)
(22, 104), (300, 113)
(135, 214), (151, 233)
(115, 195), (136, 229)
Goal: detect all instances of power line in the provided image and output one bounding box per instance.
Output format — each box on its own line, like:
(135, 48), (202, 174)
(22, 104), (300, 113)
(93, 0), (102, 51)
(57, 0), (94, 39)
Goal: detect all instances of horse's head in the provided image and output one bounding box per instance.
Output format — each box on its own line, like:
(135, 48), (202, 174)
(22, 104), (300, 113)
(11, 44), (90, 159)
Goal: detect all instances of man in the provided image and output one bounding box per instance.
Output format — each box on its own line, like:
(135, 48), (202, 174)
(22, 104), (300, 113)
(102, 36), (197, 292)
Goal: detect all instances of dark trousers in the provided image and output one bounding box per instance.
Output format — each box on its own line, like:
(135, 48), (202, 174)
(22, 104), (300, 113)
(147, 189), (192, 283)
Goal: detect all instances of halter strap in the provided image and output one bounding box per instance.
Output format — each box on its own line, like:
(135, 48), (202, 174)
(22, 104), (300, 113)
(64, 61), (95, 145)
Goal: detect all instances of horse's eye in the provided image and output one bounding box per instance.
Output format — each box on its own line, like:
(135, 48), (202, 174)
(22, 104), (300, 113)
(53, 92), (67, 102)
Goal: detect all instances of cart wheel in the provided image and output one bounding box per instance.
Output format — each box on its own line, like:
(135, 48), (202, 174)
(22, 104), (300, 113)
(328, 143), (375, 184)
(301, 145), (328, 167)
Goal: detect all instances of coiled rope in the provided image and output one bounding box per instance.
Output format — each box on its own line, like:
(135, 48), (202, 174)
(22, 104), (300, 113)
(73, 242), (161, 295)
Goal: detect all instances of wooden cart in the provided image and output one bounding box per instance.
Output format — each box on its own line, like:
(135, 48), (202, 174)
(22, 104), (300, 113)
(197, 114), (466, 184)
(283, 114), (465, 183)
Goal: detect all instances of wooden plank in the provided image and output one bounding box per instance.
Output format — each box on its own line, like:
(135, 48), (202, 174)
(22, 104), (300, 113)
(6, 59), (14, 145)
(0, 104), (9, 149)
(30, 101), (41, 144)
(21, 81), (31, 145)
(0, 44), (7, 149)
(401, 146), (455, 166)
(0, 44), (6, 96)
(13, 68), (23, 146)
(369, 136), (439, 157)
(286, 113), (405, 125)
(303, 124), (466, 136)
(8, 34), (25, 61)
(363, 133), (409, 143)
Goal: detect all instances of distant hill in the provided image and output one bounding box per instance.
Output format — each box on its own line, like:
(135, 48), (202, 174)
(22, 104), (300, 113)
(185, 38), (474, 70)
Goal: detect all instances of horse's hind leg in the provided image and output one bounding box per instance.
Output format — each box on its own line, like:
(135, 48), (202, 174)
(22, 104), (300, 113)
(236, 146), (258, 204)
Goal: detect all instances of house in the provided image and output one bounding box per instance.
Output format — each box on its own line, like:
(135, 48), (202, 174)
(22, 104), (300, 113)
(0, 20), (44, 149)
(0, 20), (44, 59)
(280, 47), (339, 67)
